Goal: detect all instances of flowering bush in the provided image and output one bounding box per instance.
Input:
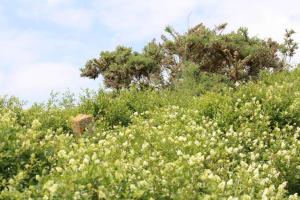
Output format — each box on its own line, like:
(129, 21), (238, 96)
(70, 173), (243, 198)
(1, 68), (300, 199)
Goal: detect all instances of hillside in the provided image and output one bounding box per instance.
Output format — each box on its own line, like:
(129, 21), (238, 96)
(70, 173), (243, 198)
(1, 67), (300, 199)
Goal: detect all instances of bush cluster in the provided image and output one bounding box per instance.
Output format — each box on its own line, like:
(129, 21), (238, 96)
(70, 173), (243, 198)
(1, 67), (300, 199)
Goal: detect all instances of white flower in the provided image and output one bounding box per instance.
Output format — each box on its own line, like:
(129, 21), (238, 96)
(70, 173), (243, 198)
(218, 181), (225, 190)
(69, 158), (75, 165)
(278, 181), (287, 191)
(35, 175), (41, 181)
(83, 157), (90, 164)
(194, 140), (200, 146)
(143, 161), (149, 167)
(141, 142), (149, 150)
(31, 119), (42, 129)
(98, 190), (106, 199)
(48, 183), (58, 194)
(176, 150), (183, 156)
(56, 167), (63, 173)
(58, 150), (67, 158)
(262, 188), (268, 200)
(92, 153), (97, 161)
(227, 179), (233, 186)
(178, 136), (187, 142)
(73, 191), (81, 200)
(288, 193), (298, 200)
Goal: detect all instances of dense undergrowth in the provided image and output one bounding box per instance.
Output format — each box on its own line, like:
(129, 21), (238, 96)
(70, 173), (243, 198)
(1, 68), (300, 199)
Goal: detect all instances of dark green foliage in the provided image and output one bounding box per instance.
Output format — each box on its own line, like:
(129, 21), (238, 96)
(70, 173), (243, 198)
(161, 24), (284, 82)
(81, 43), (163, 90)
(172, 62), (233, 96)
(81, 23), (297, 90)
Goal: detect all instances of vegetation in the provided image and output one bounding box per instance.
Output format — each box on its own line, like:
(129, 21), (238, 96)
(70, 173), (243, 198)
(1, 23), (300, 199)
(81, 23), (297, 90)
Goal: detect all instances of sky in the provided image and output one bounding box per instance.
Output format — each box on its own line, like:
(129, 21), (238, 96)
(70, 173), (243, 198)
(0, 0), (300, 105)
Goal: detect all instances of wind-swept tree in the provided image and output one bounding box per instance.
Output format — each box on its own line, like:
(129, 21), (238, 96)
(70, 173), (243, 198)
(81, 22), (298, 90)
(161, 23), (289, 82)
(81, 41), (163, 90)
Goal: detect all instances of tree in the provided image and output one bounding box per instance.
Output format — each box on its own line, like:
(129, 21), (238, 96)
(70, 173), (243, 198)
(161, 23), (287, 82)
(81, 22), (298, 90)
(280, 29), (298, 68)
(81, 42), (163, 90)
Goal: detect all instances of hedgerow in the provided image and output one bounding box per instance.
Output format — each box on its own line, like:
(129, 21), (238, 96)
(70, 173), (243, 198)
(0, 67), (300, 199)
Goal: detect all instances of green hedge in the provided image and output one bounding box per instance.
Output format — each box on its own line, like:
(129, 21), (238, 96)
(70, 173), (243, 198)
(1, 68), (300, 199)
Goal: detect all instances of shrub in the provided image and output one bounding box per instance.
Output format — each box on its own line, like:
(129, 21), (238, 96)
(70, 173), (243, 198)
(1, 67), (300, 199)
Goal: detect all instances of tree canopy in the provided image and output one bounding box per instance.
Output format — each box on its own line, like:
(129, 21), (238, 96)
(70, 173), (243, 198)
(81, 23), (298, 90)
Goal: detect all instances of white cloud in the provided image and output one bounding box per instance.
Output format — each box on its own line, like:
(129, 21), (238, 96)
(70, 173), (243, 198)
(0, 26), (99, 103)
(17, 1), (93, 30)
(0, 30), (41, 66)
(195, 0), (300, 37)
(191, 0), (300, 62)
(91, 0), (300, 63)
(92, 0), (300, 62)
(18, 0), (200, 36)
(46, 0), (72, 6)
(95, 0), (201, 43)
(46, 8), (93, 29)
(0, 70), (3, 84)
(2, 0), (300, 105)
(0, 62), (101, 103)
(0, 29), (82, 66)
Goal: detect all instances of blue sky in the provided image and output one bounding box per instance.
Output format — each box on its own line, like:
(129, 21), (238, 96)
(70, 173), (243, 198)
(0, 0), (300, 104)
